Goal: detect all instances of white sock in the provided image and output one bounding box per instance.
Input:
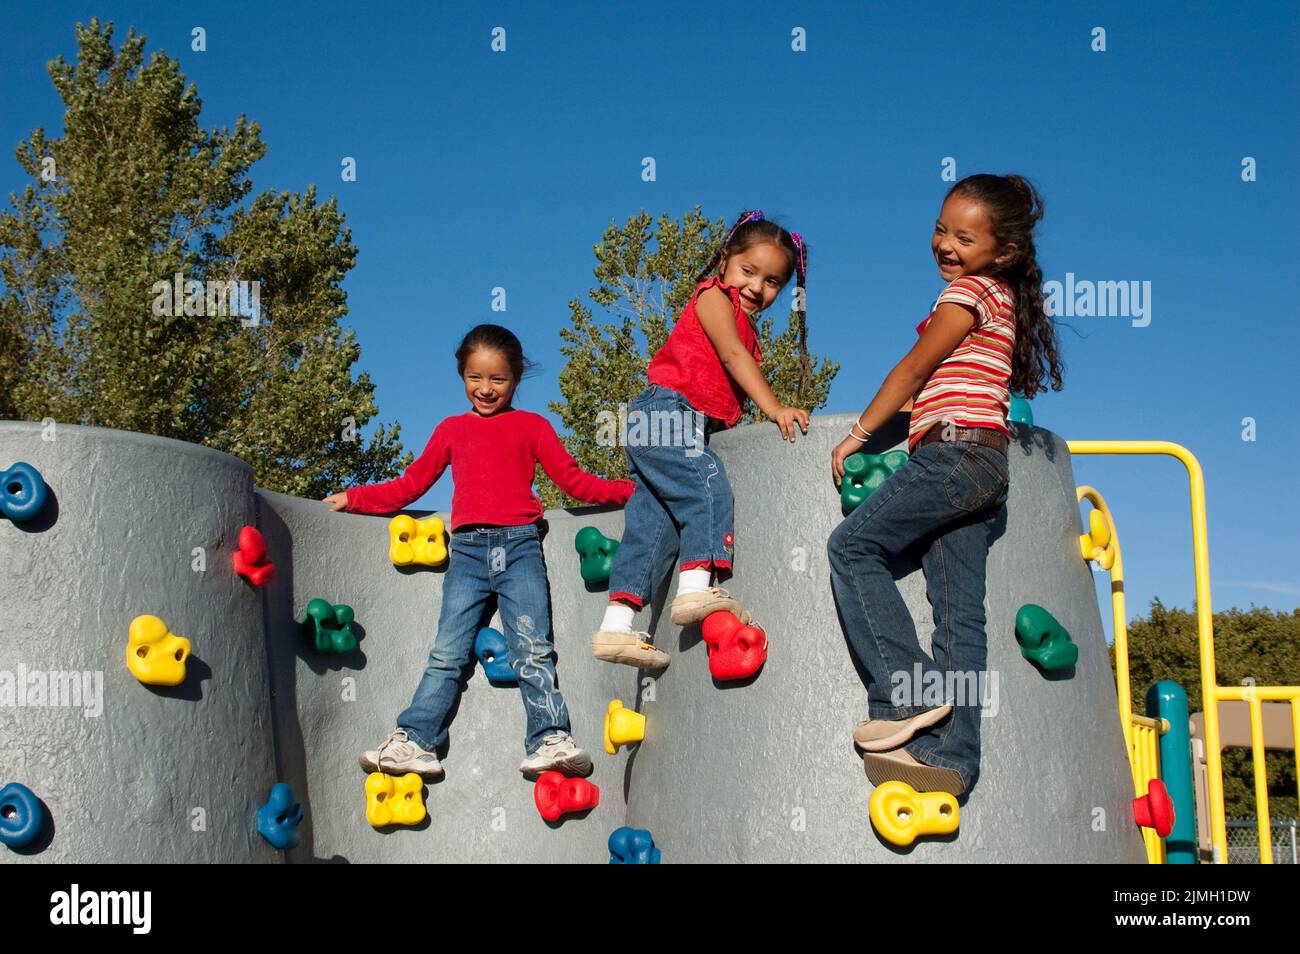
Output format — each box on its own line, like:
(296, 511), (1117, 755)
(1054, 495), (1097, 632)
(600, 603), (635, 633)
(676, 568), (712, 597)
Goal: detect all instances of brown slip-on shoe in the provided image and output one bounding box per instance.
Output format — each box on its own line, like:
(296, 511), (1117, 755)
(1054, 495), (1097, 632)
(863, 747), (966, 796)
(670, 586), (754, 626)
(592, 630), (670, 669)
(853, 703), (954, 752)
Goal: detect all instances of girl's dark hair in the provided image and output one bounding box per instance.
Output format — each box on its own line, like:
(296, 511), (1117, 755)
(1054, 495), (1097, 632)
(455, 324), (536, 383)
(945, 174), (1063, 398)
(697, 210), (812, 399)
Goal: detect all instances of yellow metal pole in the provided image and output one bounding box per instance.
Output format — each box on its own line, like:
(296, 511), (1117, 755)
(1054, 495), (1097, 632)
(1067, 441), (1227, 862)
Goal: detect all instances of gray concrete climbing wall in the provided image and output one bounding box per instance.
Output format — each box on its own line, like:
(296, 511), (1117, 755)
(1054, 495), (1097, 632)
(0, 422), (280, 863)
(0, 415), (1146, 863)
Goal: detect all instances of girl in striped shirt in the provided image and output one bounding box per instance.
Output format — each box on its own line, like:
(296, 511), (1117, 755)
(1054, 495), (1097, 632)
(826, 174), (1063, 797)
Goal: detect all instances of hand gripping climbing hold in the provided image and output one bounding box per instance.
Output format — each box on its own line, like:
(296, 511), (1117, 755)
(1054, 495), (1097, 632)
(603, 699), (645, 754)
(534, 771), (599, 821)
(609, 827), (661, 864)
(0, 461), (48, 522)
(365, 772), (426, 828)
(126, 615), (192, 686)
(389, 514), (447, 566)
(0, 782), (46, 849)
(1079, 509), (1115, 570)
(232, 525), (276, 586)
(701, 611), (768, 680)
(1132, 778), (1175, 837)
(574, 526), (619, 584)
(474, 626), (516, 683)
(1007, 394), (1034, 425)
(868, 780), (959, 847)
(300, 599), (358, 654)
(257, 782), (304, 850)
(840, 450), (909, 515)
(1014, 604), (1078, 671)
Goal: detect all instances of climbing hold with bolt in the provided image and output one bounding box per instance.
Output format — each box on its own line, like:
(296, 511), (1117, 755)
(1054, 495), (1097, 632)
(389, 514), (447, 566)
(1014, 604), (1078, 671)
(868, 780), (959, 847)
(840, 451), (909, 515)
(300, 599), (358, 655)
(575, 527), (619, 584)
(603, 699), (645, 754)
(233, 525), (275, 586)
(126, 615), (191, 686)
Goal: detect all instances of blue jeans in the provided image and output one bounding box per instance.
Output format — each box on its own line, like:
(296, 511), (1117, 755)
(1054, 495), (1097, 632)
(607, 384), (735, 607)
(397, 523), (570, 755)
(826, 439), (1009, 793)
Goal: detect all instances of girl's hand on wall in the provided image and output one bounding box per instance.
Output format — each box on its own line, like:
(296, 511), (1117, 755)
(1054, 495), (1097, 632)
(322, 492), (349, 512)
(830, 436), (861, 486)
(769, 406), (810, 442)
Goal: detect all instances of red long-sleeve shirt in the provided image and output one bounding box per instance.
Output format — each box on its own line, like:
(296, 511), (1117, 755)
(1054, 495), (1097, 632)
(345, 409), (633, 530)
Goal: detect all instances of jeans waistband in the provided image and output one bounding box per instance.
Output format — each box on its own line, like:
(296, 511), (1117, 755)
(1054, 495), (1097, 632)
(637, 384), (722, 434)
(917, 424), (1009, 455)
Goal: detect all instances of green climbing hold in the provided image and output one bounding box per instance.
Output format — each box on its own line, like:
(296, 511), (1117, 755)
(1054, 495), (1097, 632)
(1014, 604), (1078, 671)
(840, 450), (910, 515)
(1008, 394), (1033, 425)
(575, 526), (619, 584)
(300, 598), (358, 654)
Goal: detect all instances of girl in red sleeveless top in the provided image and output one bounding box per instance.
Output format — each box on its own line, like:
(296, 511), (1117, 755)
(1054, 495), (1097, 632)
(592, 211), (811, 668)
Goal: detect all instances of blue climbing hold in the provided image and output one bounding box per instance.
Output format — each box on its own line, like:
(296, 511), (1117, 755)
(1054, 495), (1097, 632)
(256, 782), (304, 850)
(0, 462), (49, 522)
(609, 826), (661, 864)
(1007, 394), (1034, 425)
(0, 782), (46, 849)
(474, 627), (516, 683)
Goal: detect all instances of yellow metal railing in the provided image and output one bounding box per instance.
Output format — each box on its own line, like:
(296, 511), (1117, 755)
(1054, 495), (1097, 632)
(1068, 440), (1300, 864)
(1077, 483), (1167, 863)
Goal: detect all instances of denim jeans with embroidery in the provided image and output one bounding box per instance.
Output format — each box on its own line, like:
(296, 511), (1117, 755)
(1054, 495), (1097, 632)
(826, 439), (1009, 793)
(607, 384), (735, 608)
(397, 522), (569, 755)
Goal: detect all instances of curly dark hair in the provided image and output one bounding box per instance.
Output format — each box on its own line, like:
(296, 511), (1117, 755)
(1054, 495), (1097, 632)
(945, 174), (1064, 398)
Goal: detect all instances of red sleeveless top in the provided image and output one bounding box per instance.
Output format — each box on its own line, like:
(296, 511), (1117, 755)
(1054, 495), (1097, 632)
(646, 277), (762, 429)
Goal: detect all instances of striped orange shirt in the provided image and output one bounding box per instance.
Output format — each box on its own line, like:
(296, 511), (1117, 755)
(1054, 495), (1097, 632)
(908, 275), (1016, 450)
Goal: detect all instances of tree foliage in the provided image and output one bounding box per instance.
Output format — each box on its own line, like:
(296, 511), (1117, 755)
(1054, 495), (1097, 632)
(0, 20), (409, 496)
(1117, 599), (1299, 819)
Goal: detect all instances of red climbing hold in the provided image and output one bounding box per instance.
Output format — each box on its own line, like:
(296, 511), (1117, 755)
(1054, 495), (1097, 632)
(232, 525), (275, 586)
(1132, 778), (1175, 837)
(533, 771), (599, 821)
(701, 611), (768, 680)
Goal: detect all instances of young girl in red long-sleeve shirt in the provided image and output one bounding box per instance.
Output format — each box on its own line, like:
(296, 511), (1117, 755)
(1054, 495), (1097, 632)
(324, 324), (633, 781)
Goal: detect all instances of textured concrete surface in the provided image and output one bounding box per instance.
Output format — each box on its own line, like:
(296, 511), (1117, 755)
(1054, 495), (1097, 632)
(0, 416), (1146, 863)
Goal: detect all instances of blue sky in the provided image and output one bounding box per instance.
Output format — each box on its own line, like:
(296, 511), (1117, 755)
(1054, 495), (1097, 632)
(3, 1), (1298, 637)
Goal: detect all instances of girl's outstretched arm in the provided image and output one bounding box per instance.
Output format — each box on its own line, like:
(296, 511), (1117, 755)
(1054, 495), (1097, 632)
(831, 302), (977, 484)
(534, 417), (635, 506)
(696, 286), (809, 442)
(327, 424), (452, 513)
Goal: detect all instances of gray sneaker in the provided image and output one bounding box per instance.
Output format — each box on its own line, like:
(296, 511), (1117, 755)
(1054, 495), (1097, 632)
(519, 733), (594, 780)
(359, 728), (444, 780)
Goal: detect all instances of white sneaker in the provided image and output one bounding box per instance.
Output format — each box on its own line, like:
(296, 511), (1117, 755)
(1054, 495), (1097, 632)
(519, 733), (594, 780)
(359, 729), (444, 780)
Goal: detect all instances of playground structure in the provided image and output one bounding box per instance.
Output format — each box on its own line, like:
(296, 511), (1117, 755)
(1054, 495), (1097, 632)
(0, 414), (1291, 862)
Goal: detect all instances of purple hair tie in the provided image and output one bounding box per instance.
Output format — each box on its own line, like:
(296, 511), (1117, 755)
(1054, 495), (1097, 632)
(791, 231), (806, 284)
(725, 210), (765, 247)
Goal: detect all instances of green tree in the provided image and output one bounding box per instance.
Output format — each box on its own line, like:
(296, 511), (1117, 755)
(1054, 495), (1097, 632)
(539, 207), (838, 508)
(0, 19), (409, 497)
(1116, 599), (1299, 820)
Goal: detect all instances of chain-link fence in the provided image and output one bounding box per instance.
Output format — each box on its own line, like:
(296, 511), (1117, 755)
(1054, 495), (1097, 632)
(1225, 818), (1298, 863)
